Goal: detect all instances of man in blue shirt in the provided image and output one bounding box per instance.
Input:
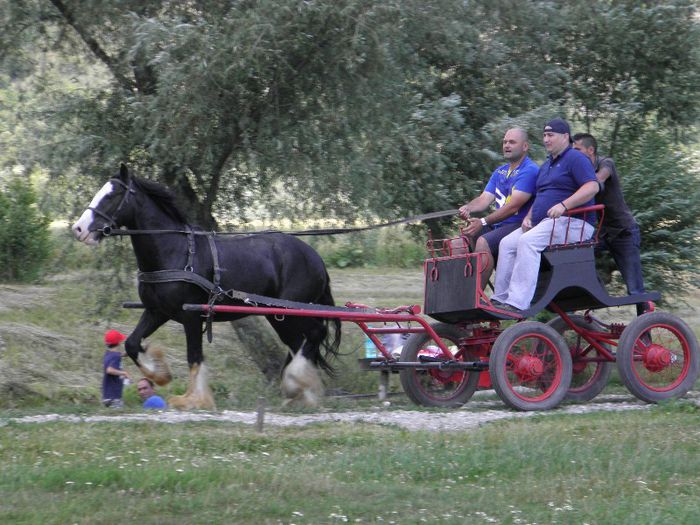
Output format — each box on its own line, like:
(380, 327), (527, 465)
(459, 128), (538, 285)
(491, 118), (599, 312)
(137, 377), (167, 409)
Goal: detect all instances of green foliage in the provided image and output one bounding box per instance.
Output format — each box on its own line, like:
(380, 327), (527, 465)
(614, 129), (700, 295)
(310, 227), (426, 269)
(0, 176), (51, 282)
(1, 0), (699, 300)
(323, 244), (366, 269)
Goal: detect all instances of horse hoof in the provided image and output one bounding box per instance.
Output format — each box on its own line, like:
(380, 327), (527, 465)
(167, 394), (216, 411)
(138, 346), (173, 386)
(281, 353), (323, 407)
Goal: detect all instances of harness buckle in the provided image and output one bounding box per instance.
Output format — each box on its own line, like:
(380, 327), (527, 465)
(184, 265), (193, 272)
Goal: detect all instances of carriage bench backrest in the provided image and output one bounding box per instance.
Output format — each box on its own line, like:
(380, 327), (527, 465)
(423, 205), (609, 322)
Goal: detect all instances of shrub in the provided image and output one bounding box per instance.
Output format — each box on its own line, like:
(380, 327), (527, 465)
(309, 227), (427, 268)
(0, 176), (51, 282)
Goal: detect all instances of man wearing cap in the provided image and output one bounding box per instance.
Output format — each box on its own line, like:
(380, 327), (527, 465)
(491, 118), (599, 312)
(102, 329), (130, 408)
(572, 132), (648, 315)
(459, 128), (539, 286)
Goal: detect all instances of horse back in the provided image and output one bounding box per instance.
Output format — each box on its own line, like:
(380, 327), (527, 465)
(215, 233), (332, 304)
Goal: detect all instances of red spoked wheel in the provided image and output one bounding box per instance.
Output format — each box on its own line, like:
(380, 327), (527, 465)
(399, 323), (480, 408)
(617, 312), (699, 403)
(547, 315), (613, 402)
(490, 322), (572, 411)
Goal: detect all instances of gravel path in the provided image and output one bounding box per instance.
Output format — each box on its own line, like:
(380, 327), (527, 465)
(5, 392), (694, 432)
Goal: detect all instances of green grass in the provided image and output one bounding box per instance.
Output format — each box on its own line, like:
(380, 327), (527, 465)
(2, 404), (700, 524)
(3, 261), (700, 523)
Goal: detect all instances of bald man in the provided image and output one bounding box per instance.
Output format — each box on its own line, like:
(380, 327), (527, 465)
(459, 128), (539, 285)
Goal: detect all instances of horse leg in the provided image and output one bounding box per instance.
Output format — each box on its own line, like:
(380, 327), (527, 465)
(125, 309), (173, 386)
(269, 317), (326, 407)
(167, 318), (216, 411)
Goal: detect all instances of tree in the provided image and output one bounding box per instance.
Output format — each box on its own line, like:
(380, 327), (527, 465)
(1, 0), (698, 291)
(612, 130), (700, 298)
(0, 175), (51, 283)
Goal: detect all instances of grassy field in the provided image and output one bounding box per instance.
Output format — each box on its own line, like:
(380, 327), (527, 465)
(2, 266), (700, 523)
(2, 264), (697, 410)
(2, 404), (700, 524)
(0, 266), (430, 410)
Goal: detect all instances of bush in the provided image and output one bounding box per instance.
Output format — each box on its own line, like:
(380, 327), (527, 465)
(309, 227), (427, 268)
(615, 130), (700, 297)
(0, 176), (51, 282)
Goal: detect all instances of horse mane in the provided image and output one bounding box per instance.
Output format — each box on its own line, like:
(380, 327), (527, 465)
(131, 176), (190, 225)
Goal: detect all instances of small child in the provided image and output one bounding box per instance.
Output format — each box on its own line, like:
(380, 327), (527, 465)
(102, 329), (130, 408)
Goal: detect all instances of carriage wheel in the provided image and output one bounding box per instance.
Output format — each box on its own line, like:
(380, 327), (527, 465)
(489, 322), (572, 411)
(399, 323), (480, 408)
(547, 315), (613, 402)
(617, 312), (699, 403)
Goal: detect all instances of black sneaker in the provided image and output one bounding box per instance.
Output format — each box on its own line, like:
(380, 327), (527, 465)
(499, 303), (524, 315)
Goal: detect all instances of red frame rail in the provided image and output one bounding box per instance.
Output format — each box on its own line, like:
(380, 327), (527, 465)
(182, 302), (488, 371)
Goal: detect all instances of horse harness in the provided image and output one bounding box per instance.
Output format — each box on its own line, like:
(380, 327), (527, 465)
(90, 178), (318, 339)
(92, 177), (422, 339)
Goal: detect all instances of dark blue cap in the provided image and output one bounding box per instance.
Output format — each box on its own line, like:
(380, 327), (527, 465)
(544, 118), (571, 136)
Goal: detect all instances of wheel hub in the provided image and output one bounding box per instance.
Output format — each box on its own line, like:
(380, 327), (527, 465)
(514, 355), (544, 382)
(419, 347), (463, 383)
(644, 344), (672, 372)
(572, 361), (587, 374)
(571, 347), (587, 374)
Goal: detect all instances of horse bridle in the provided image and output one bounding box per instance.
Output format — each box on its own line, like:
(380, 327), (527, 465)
(88, 177), (135, 235)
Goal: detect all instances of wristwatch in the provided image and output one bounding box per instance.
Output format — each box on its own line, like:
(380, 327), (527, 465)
(480, 217), (488, 227)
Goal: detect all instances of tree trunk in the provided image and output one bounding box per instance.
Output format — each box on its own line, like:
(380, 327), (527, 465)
(229, 317), (288, 383)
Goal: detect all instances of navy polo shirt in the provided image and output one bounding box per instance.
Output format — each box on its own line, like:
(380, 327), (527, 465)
(530, 147), (597, 225)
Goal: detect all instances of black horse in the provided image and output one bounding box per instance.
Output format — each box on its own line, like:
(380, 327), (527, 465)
(72, 165), (341, 409)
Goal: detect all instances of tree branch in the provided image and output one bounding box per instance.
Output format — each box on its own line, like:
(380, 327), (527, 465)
(48, 0), (135, 92)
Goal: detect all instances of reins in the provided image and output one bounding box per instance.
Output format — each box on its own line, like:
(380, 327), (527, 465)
(87, 176), (459, 342)
(96, 208), (459, 238)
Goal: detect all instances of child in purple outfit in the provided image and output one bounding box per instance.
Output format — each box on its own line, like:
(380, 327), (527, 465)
(102, 329), (130, 408)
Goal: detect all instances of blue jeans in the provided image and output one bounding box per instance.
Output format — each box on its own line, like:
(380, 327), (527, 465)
(597, 224), (647, 314)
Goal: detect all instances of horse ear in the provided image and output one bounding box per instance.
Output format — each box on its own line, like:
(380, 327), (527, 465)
(119, 163), (129, 182)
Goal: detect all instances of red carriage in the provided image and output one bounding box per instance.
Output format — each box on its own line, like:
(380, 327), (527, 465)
(74, 170), (697, 411)
(188, 204), (699, 411)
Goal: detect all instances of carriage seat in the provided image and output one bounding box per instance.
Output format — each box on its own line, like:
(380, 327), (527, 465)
(423, 205), (660, 323)
(526, 241), (659, 315)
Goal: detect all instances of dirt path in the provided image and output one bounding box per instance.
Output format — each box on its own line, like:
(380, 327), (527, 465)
(5, 392), (698, 432)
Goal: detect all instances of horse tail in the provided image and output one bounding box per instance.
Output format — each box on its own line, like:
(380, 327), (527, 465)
(316, 273), (342, 375)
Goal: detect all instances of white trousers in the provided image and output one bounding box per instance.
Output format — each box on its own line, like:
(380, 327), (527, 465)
(492, 217), (594, 310)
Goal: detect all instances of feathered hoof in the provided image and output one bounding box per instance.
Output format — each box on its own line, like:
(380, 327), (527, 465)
(167, 392), (216, 411)
(281, 353), (323, 408)
(138, 345), (172, 386)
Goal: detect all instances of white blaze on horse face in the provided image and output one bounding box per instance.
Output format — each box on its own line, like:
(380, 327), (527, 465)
(71, 180), (117, 245)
